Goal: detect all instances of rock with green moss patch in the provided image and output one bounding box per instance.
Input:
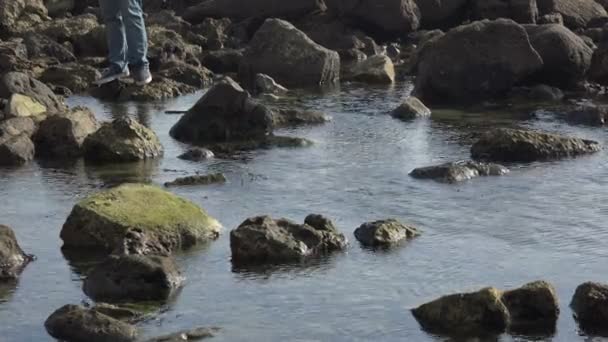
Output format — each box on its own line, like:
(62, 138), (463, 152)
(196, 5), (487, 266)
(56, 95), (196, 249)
(165, 173), (227, 187)
(60, 183), (222, 256)
(83, 117), (163, 162)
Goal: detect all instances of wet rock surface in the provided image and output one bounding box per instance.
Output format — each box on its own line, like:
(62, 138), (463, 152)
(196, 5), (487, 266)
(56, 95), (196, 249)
(164, 173), (227, 187)
(83, 117), (163, 162)
(410, 161), (509, 183)
(60, 183), (222, 256)
(230, 215), (348, 264)
(0, 72), (65, 113)
(571, 282), (608, 336)
(0, 224), (33, 279)
(344, 54), (395, 84)
(178, 148), (215, 161)
(33, 106), (98, 158)
(354, 219), (419, 247)
(83, 255), (184, 303)
(44, 304), (138, 342)
(391, 97), (431, 120)
(471, 128), (601, 162)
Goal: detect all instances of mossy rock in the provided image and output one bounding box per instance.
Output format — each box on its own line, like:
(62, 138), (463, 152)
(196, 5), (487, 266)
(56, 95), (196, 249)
(61, 183), (221, 256)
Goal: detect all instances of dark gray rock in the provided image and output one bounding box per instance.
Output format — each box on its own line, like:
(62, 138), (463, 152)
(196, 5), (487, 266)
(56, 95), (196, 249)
(164, 173), (227, 187)
(410, 161), (509, 183)
(325, 0), (420, 35)
(354, 219), (419, 247)
(34, 106), (99, 158)
(0, 224), (33, 279)
(571, 282), (608, 336)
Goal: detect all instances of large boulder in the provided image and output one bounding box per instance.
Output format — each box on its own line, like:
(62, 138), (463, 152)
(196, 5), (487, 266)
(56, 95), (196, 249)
(412, 281), (559, 336)
(354, 219), (419, 247)
(238, 19), (340, 88)
(536, 0), (608, 29)
(414, 19), (543, 104)
(230, 214), (348, 264)
(412, 287), (510, 335)
(414, 0), (468, 28)
(0, 224), (33, 279)
(0, 72), (66, 113)
(525, 24), (593, 88)
(571, 282), (608, 336)
(83, 117), (163, 162)
(410, 161), (509, 183)
(325, 0), (421, 35)
(45, 305), (138, 342)
(83, 255), (184, 303)
(170, 77), (273, 145)
(183, 0), (324, 23)
(61, 183), (222, 256)
(33, 106), (99, 158)
(471, 128), (601, 162)
(473, 0), (539, 23)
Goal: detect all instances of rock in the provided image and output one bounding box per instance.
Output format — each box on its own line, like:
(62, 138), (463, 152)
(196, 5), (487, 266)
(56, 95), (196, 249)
(239, 19), (340, 88)
(230, 215), (348, 264)
(414, 19), (542, 104)
(33, 106), (99, 158)
(45, 0), (75, 17)
(0, 133), (34, 165)
(571, 282), (608, 336)
(83, 255), (184, 302)
(206, 135), (313, 155)
(178, 148), (214, 161)
(157, 62), (213, 89)
(201, 48), (243, 73)
(410, 161), (509, 183)
(60, 183), (222, 255)
(73, 24), (106, 57)
(118, 78), (196, 102)
(36, 13), (99, 43)
(566, 105), (607, 126)
(147, 26), (201, 69)
(536, 0), (607, 29)
(164, 173), (227, 187)
(39, 63), (100, 93)
(344, 54), (395, 84)
(412, 287), (510, 335)
(589, 40), (608, 84)
(183, 0), (324, 23)
(45, 305), (138, 342)
(170, 77), (273, 145)
(413, 281), (559, 336)
(194, 17), (233, 50)
(91, 303), (150, 323)
(270, 108), (330, 128)
(146, 10), (192, 37)
(325, 0), (420, 35)
(0, 0), (47, 34)
(391, 97), (431, 120)
(354, 219), (419, 247)
(501, 281), (559, 334)
(0, 72), (66, 113)
(473, 0), (539, 23)
(0, 40), (31, 73)
(414, 0), (468, 28)
(538, 12), (564, 24)
(254, 73), (288, 96)
(145, 327), (219, 342)
(304, 214), (338, 232)
(525, 24), (592, 88)
(0, 116), (35, 137)
(0, 224), (33, 279)
(83, 117), (163, 162)
(528, 84), (564, 101)
(4, 94), (46, 119)
(471, 128), (601, 162)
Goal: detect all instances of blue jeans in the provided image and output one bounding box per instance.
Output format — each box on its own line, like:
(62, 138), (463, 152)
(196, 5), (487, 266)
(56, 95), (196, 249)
(99, 0), (148, 71)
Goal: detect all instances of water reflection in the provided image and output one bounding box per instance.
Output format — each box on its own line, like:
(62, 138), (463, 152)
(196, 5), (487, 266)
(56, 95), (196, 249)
(231, 253), (342, 281)
(0, 278), (18, 303)
(84, 159), (160, 187)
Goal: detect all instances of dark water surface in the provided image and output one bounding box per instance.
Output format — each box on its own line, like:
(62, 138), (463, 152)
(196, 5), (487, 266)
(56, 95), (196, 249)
(1, 82), (608, 341)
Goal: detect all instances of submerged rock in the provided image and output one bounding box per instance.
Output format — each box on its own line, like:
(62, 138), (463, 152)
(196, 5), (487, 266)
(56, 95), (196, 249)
(414, 19), (542, 104)
(83, 255), (184, 303)
(170, 77), (273, 145)
(345, 55), (395, 84)
(145, 326), (219, 342)
(239, 19), (340, 88)
(412, 281), (559, 336)
(34, 106), (99, 158)
(471, 128), (601, 162)
(83, 117), (163, 162)
(354, 219), (419, 247)
(178, 148), (215, 161)
(230, 215), (348, 264)
(61, 183), (222, 256)
(410, 161), (509, 183)
(0, 224), (33, 279)
(391, 97), (431, 120)
(571, 282), (608, 336)
(45, 305), (138, 342)
(270, 108), (330, 128)
(164, 173), (227, 187)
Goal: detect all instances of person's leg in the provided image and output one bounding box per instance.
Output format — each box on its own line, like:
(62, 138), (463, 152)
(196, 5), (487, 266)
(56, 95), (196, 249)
(121, 0), (149, 68)
(96, 0), (129, 85)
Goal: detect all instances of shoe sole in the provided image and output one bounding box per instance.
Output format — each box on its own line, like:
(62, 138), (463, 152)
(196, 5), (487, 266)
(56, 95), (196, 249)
(93, 71), (130, 86)
(135, 75), (153, 86)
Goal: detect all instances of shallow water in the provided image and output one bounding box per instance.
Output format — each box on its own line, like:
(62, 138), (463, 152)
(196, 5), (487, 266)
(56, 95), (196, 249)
(1, 81), (608, 341)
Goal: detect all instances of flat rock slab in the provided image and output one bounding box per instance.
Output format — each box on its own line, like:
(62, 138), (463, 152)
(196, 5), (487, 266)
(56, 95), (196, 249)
(165, 173), (227, 187)
(410, 161), (509, 183)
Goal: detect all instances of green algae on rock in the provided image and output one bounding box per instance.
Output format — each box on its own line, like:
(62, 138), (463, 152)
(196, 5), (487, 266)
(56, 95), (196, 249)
(60, 183), (221, 256)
